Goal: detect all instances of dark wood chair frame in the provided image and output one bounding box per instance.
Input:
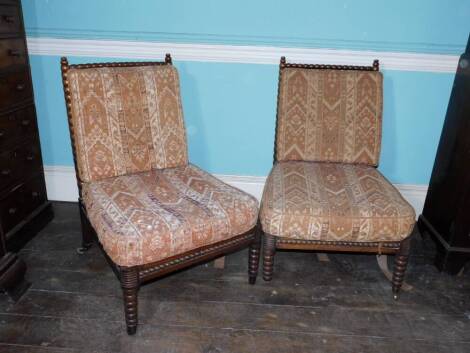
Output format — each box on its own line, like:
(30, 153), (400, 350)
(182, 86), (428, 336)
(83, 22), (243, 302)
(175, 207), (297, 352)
(60, 54), (261, 335)
(261, 57), (413, 299)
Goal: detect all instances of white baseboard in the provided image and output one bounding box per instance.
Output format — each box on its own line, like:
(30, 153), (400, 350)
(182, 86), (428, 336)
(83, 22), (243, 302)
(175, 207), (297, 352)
(43, 166), (79, 203)
(43, 166), (427, 217)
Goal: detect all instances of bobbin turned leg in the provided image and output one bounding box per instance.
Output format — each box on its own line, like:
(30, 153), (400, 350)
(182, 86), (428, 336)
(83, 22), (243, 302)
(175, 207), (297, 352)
(262, 234), (276, 281)
(392, 237), (411, 300)
(77, 202), (93, 254)
(248, 224), (261, 284)
(120, 267), (140, 335)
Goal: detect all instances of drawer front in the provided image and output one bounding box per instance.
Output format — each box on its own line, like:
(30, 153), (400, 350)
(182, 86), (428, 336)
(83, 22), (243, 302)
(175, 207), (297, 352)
(22, 173), (47, 217)
(0, 139), (42, 191)
(0, 105), (38, 148)
(0, 183), (24, 234)
(0, 37), (26, 69)
(0, 5), (21, 34)
(0, 70), (32, 110)
(0, 174), (46, 235)
(17, 139), (43, 176)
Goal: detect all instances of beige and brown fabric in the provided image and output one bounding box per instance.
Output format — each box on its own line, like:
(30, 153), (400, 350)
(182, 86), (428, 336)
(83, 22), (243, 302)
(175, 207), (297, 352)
(276, 68), (383, 166)
(260, 161), (415, 242)
(82, 164), (259, 266)
(67, 65), (188, 182)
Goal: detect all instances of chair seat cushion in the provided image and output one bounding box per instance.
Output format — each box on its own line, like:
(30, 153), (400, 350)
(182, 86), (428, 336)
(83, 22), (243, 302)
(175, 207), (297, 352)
(260, 161), (415, 242)
(82, 164), (259, 266)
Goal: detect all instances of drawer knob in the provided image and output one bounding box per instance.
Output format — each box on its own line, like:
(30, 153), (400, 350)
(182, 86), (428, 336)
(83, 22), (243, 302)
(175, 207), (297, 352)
(21, 119), (30, 127)
(1, 169), (11, 176)
(16, 83), (25, 91)
(0, 130), (4, 138)
(26, 155), (34, 161)
(32, 191), (40, 198)
(8, 49), (21, 57)
(8, 207), (17, 215)
(2, 15), (14, 24)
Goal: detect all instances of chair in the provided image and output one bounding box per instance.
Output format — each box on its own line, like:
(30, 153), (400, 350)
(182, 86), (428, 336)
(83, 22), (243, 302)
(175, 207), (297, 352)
(259, 57), (415, 298)
(60, 55), (260, 334)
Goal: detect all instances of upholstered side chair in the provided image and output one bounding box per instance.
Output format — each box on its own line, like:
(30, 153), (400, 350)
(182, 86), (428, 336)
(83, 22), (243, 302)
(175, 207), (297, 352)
(259, 57), (415, 299)
(60, 55), (260, 335)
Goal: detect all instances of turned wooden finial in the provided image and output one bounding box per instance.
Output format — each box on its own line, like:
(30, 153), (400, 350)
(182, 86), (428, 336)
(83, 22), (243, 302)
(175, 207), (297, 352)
(373, 59), (379, 71)
(280, 56), (286, 68)
(61, 57), (69, 69)
(165, 53), (172, 64)
(60, 57), (69, 77)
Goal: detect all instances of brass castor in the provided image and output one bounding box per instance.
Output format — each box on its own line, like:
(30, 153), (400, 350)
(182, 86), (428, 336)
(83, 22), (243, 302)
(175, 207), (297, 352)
(127, 326), (137, 335)
(76, 243), (92, 255)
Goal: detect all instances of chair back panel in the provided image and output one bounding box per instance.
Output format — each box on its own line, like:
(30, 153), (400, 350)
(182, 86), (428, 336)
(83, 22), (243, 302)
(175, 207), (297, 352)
(67, 64), (188, 182)
(276, 67), (383, 166)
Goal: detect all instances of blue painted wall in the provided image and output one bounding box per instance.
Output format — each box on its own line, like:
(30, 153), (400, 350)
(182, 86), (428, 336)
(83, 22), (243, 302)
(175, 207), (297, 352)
(22, 0), (468, 184)
(23, 0), (469, 53)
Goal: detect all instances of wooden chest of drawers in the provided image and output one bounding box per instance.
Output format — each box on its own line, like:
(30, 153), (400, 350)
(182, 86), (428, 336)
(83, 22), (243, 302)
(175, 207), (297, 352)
(0, 0), (52, 255)
(418, 36), (470, 274)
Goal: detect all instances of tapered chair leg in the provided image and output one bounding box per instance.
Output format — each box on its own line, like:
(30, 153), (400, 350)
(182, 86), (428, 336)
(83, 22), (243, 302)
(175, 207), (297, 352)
(248, 226), (261, 284)
(392, 237), (411, 300)
(77, 203), (93, 254)
(262, 234), (276, 281)
(120, 267), (140, 335)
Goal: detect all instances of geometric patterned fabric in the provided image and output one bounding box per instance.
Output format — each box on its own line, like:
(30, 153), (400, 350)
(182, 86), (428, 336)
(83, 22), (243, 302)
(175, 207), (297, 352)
(68, 65), (188, 182)
(260, 161), (415, 242)
(276, 68), (383, 166)
(82, 164), (259, 267)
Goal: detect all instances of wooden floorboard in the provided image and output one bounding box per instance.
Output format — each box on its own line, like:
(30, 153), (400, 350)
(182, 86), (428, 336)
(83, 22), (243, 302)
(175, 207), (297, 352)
(2, 290), (470, 341)
(0, 344), (77, 353)
(20, 266), (470, 317)
(1, 313), (470, 353)
(1, 202), (469, 352)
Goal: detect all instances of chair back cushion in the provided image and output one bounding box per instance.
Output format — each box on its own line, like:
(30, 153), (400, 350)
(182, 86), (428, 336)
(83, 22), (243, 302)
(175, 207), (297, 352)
(276, 68), (383, 166)
(67, 64), (188, 182)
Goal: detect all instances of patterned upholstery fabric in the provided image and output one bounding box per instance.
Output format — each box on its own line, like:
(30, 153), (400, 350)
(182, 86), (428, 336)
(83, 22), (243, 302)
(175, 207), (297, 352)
(82, 164), (259, 267)
(260, 161), (415, 242)
(276, 68), (383, 166)
(68, 65), (188, 182)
